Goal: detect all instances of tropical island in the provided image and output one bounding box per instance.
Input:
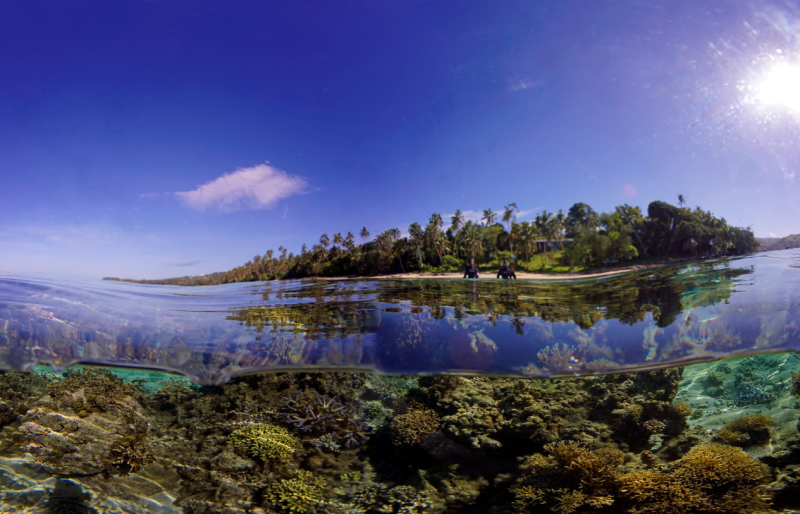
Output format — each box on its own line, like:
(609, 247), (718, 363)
(105, 196), (759, 286)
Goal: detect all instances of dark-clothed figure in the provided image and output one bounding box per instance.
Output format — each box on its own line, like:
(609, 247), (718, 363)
(497, 259), (517, 279)
(463, 258), (480, 279)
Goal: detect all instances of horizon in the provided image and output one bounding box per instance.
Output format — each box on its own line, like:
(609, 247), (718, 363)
(2, 0), (800, 279)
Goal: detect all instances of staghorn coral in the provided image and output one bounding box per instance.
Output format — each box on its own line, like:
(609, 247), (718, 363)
(228, 423), (302, 462)
(715, 414), (775, 447)
(391, 405), (441, 446)
(281, 389), (372, 448)
(617, 469), (701, 514)
(263, 469), (326, 513)
(671, 443), (771, 513)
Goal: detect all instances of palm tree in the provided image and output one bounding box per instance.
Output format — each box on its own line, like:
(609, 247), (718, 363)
(536, 211), (553, 267)
(301, 244), (308, 256)
(451, 209), (465, 233)
(409, 222), (424, 268)
(554, 210), (566, 251)
(678, 194), (686, 207)
(519, 222), (537, 266)
(360, 227), (370, 246)
(502, 203), (519, 257)
(319, 233), (331, 261)
(391, 237), (406, 273)
(462, 222), (483, 260)
(482, 208), (497, 227)
(333, 232), (343, 248)
(428, 213), (444, 265)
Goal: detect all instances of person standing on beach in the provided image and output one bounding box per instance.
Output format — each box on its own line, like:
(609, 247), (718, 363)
(497, 259), (517, 279)
(464, 258), (480, 279)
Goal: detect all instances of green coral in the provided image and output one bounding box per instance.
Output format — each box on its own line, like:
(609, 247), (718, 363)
(228, 424), (301, 462)
(263, 470), (326, 513)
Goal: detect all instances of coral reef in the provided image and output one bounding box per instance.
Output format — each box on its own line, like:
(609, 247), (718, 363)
(281, 389), (372, 448)
(715, 414), (776, 447)
(0, 362), (798, 513)
(228, 423), (302, 462)
(391, 405), (441, 446)
(263, 469), (327, 513)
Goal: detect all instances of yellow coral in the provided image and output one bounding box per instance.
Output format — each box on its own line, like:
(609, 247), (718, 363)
(228, 424), (301, 463)
(670, 402), (692, 418)
(715, 414), (775, 447)
(263, 470), (325, 513)
(391, 406), (441, 446)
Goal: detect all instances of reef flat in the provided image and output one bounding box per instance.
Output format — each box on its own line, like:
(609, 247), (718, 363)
(1, 358), (800, 513)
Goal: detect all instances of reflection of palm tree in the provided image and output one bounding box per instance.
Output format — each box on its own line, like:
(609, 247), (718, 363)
(511, 316), (526, 336)
(678, 194), (686, 207)
(482, 208), (497, 227)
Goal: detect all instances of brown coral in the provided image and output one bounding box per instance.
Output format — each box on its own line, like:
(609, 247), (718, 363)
(391, 405), (441, 446)
(670, 402), (692, 418)
(715, 414), (775, 447)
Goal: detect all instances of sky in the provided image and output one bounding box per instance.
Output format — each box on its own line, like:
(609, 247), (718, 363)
(1, 0), (800, 279)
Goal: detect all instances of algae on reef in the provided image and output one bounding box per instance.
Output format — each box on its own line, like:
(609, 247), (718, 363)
(0, 364), (799, 513)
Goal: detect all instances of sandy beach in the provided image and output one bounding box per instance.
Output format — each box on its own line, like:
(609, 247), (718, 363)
(321, 263), (661, 281)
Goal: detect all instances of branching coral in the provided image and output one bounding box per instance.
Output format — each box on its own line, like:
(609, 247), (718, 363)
(671, 443), (771, 512)
(670, 402), (692, 419)
(715, 414), (775, 447)
(228, 424), (301, 462)
(512, 439), (772, 514)
(263, 470), (326, 513)
(281, 389), (372, 448)
(391, 405), (441, 446)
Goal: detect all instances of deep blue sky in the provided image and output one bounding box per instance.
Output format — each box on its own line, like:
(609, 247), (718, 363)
(2, 0), (799, 278)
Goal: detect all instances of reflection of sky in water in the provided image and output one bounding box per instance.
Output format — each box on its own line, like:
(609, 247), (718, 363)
(0, 250), (799, 384)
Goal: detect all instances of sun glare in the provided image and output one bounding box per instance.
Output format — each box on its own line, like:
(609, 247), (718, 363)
(758, 62), (800, 111)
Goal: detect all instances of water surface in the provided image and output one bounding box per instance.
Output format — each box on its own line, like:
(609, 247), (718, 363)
(1, 251), (798, 384)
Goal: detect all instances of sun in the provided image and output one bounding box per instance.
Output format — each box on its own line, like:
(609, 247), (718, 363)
(758, 62), (800, 111)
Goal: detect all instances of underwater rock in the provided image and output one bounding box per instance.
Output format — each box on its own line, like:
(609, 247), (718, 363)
(18, 369), (151, 477)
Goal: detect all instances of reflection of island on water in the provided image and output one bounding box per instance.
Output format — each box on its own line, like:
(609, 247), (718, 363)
(1, 254), (799, 384)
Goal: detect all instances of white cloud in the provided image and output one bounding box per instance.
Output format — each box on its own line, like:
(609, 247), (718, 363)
(769, 232), (777, 237)
(175, 163), (309, 212)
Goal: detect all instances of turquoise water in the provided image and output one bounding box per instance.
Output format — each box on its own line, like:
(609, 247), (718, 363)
(1, 251), (799, 383)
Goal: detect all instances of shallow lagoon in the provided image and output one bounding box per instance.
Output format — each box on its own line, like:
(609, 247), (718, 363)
(1, 251), (800, 513)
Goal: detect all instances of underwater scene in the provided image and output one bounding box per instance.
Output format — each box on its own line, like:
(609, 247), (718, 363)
(0, 251), (799, 513)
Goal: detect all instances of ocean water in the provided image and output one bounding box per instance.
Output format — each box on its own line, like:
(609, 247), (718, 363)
(0, 251), (799, 512)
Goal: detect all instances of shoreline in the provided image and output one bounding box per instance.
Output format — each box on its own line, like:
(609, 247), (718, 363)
(318, 262), (663, 281)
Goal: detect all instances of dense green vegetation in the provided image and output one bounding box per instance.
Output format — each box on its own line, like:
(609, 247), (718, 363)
(105, 196), (758, 286)
(757, 233), (800, 251)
